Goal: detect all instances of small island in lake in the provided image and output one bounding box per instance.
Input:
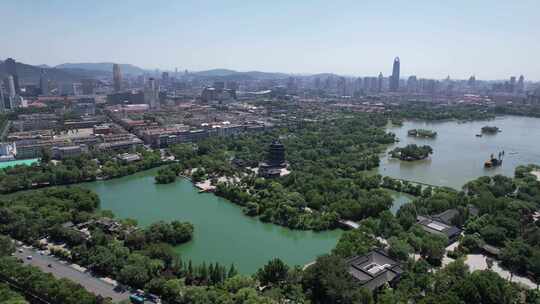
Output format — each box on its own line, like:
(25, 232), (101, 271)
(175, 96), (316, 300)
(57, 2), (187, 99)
(407, 129), (437, 138)
(390, 144), (433, 161)
(481, 126), (501, 134)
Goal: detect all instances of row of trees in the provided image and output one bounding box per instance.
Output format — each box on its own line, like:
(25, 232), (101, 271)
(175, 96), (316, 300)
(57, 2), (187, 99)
(0, 148), (164, 193)
(388, 102), (497, 122)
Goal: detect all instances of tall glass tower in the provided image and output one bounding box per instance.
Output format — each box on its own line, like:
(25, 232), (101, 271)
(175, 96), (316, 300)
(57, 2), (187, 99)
(390, 57), (400, 92)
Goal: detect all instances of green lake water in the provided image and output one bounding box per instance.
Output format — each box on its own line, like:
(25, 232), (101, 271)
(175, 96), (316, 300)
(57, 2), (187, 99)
(81, 115), (540, 274)
(82, 169), (342, 274)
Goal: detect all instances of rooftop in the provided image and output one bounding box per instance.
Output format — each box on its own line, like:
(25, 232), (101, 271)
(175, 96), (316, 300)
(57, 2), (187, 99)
(417, 215), (462, 242)
(346, 250), (403, 291)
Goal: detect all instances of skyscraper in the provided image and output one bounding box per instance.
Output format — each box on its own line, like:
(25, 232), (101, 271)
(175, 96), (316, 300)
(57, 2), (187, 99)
(81, 79), (96, 95)
(363, 77), (371, 93)
(390, 57), (400, 92)
(509, 76), (516, 93)
(5, 76), (16, 98)
(354, 77), (362, 95)
(113, 64), (122, 92)
(162, 72), (170, 87)
(39, 69), (49, 95)
(0, 82), (4, 112)
(5, 58), (20, 94)
(3, 76), (16, 109)
(377, 73), (383, 93)
(407, 76), (418, 93)
(337, 77), (346, 96)
(468, 75), (476, 88)
(145, 77), (159, 109)
(517, 75), (525, 93)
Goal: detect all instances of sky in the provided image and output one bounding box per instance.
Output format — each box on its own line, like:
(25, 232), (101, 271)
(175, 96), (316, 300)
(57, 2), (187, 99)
(2, 0), (540, 80)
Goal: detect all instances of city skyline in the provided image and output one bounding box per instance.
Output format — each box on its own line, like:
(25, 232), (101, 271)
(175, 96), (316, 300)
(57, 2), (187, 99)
(2, 0), (540, 80)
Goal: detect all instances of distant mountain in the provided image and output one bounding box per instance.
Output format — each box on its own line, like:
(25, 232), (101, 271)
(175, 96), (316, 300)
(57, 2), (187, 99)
(193, 69), (239, 77)
(193, 69), (289, 80)
(307, 73), (342, 79)
(55, 62), (146, 75)
(0, 59), (107, 84)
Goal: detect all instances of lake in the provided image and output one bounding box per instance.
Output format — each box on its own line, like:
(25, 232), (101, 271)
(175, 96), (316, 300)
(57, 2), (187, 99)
(379, 116), (540, 189)
(82, 169), (342, 274)
(82, 115), (540, 273)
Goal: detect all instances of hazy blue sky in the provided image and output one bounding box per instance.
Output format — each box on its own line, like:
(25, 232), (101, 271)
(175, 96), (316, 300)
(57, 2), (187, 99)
(2, 0), (539, 80)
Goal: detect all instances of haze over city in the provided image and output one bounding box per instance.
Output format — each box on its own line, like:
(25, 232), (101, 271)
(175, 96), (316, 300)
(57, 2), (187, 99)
(2, 1), (540, 304)
(3, 0), (540, 80)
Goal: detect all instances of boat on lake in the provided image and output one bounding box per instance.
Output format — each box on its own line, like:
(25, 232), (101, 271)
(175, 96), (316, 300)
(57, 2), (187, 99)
(484, 151), (504, 168)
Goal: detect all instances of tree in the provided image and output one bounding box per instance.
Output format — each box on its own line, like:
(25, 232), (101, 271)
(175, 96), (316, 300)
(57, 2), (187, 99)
(500, 239), (531, 275)
(332, 228), (377, 257)
(155, 167), (177, 184)
(0, 235), (15, 256)
(227, 264), (238, 279)
(420, 234), (447, 266)
(223, 275), (255, 293)
(256, 258), (289, 286)
(302, 255), (371, 304)
(388, 237), (412, 261)
(0, 283), (27, 304)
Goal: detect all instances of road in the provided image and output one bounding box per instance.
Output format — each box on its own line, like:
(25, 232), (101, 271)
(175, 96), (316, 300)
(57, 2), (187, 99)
(14, 246), (130, 303)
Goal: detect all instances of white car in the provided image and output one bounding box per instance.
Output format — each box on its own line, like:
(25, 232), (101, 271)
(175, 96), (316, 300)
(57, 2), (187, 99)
(26, 256), (32, 260)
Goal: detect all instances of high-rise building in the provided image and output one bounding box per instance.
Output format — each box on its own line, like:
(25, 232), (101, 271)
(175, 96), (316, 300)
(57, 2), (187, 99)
(39, 69), (49, 95)
(5, 76), (16, 98)
(5, 58), (20, 94)
(0, 82), (4, 112)
(286, 77), (297, 94)
(377, 73), (383, 93)
(390, 57), (400, 92)
(517, 75), (525, 93)
(73, 83), (83, 96)
(144, 77), (159, 109)
(213, 81), (225, 92)
(509, 76), (516, 93)
(354, 77), (362, 95)
(81, 79), (96, 95)
(226, 81), (238, 91)
(467, 75), (476, 88)
(3, 76), (17, 109)
(337, 77), (346, 96)
(407, 76), (418, 93)
(161, 72), (170, 87)
(370, 77), (378, 92)
(113, 64), (122, 92)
